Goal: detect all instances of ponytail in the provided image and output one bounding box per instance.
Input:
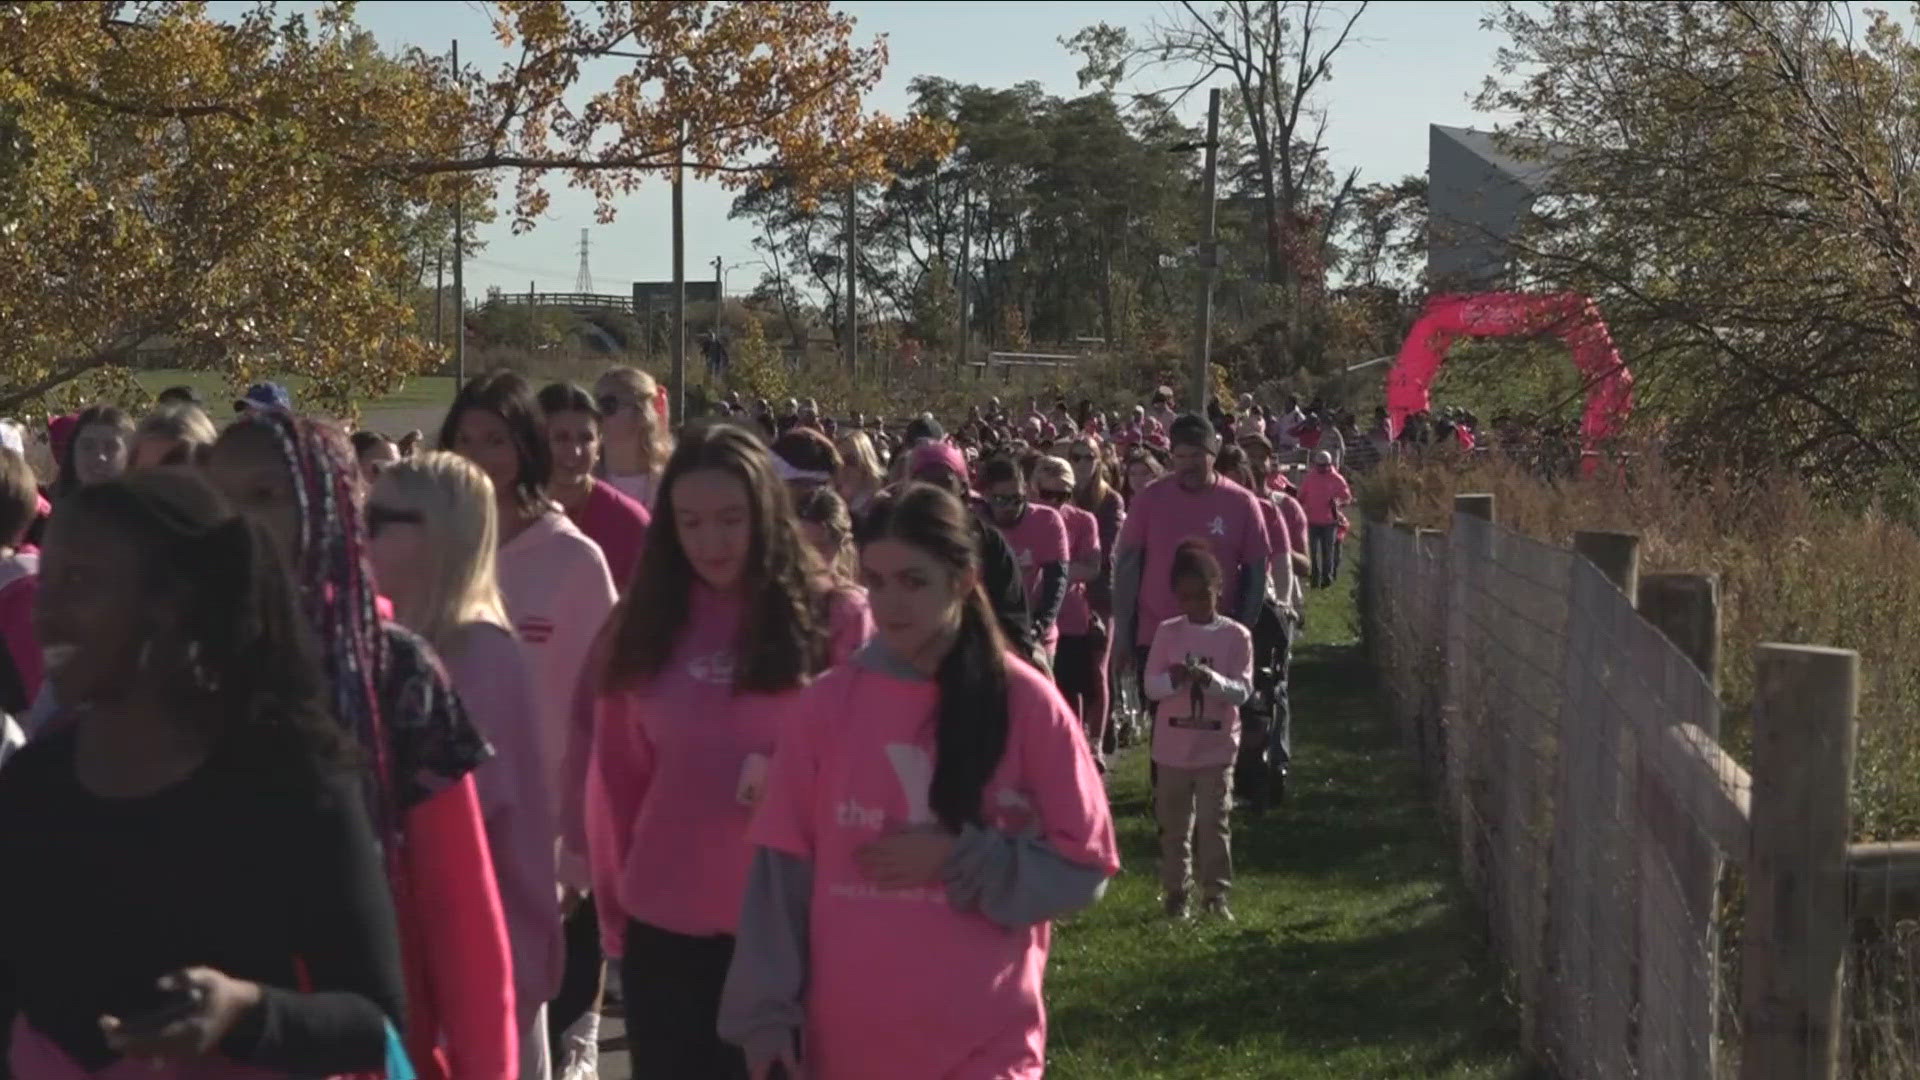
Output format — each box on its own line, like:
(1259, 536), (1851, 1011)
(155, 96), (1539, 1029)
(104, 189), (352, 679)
(860, 481), (1014, 833)
(929, 589), (1011, 832)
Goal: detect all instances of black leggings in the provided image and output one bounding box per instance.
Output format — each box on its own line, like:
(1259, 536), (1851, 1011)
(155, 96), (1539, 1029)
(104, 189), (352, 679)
(548, 896), (605, 1063)
(622, 920), (749, 1079)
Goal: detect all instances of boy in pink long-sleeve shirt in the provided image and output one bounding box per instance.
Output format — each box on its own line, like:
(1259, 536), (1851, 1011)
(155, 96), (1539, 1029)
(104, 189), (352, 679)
(1145, 540), (1253, 921)
(1297, 450), (1353, 588)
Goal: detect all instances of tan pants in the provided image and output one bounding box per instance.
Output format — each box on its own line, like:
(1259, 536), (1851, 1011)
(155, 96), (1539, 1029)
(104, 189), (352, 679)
(1156, 762), (1234, 901)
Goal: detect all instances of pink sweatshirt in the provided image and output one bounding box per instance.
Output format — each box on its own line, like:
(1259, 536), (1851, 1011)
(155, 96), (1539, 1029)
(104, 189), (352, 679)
(999, 504), (1069, 650)
(443, 622), (563, 1033)
(586, 584), (872, 952)
(1297, 468), (1354, 527)
(496, 510), (618, 883)
(1275, 489), (1309, 562)
(749, 651), (1120, 1079)
(567, 479), (651, 592)
(1145, 615), (1255, 769)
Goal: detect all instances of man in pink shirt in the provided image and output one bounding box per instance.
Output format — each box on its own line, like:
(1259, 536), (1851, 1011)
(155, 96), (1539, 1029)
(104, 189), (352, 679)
(1298, 449), (1355, 588)
(979, 456), (1069, 660)
(1113, 414), (1272, 684)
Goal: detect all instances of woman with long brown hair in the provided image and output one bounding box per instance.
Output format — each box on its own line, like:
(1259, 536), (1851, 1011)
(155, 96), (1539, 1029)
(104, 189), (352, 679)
(585, 422), (870, 1077)
(718, 483), (1117, 1079)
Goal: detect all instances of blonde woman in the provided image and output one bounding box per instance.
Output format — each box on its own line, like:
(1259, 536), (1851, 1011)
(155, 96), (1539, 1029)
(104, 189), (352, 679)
(794, 485), (859, 588)
(594, 366), (672, 507)
(368, 451), (562, 1080)
(129, 402), (217, 470)
(833, 429), (886, 515)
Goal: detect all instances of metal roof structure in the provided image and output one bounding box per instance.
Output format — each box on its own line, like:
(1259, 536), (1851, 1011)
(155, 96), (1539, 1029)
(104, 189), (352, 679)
(1428, 124), (1562, 289)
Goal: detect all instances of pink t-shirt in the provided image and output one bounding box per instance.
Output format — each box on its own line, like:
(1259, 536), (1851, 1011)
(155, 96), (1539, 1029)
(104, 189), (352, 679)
(566, 479), (651, 592)
(1253, 494), (1287, 580)
(1275, 490), (1309, 562)
(1054, 503), (1101, 637)
(1145, 615), (1254, 769)
(1297, 468), (1354, 526)
(586, 585), (872, 949)
(999, 505), (1069, 649)
(750, 650), (1120, 1080)
(443, 622), (563, 1031)
(1117, 476), (1273, 645)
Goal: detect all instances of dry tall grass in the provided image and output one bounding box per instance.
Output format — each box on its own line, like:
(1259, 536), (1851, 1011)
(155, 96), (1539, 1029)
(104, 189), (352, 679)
(1361, 448), (1920, 841)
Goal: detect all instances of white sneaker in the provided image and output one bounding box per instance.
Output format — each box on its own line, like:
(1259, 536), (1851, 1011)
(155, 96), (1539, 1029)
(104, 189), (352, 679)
(556, 1011), (601, 1080)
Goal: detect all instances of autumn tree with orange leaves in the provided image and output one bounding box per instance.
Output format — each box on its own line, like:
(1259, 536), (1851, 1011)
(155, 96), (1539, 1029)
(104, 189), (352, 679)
(0, 1), (947, 415)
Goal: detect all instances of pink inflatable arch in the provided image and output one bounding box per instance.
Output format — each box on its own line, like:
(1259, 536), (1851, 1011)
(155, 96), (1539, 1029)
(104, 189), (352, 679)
(1386, 291), (1634, 455)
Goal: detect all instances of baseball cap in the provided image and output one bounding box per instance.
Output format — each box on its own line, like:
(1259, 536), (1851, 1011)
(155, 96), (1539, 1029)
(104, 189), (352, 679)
(904, 414), (945, 445)
(1168, 413), (1217, 452)
(235, 382), (292, 413)
(909, 440), (968, 482)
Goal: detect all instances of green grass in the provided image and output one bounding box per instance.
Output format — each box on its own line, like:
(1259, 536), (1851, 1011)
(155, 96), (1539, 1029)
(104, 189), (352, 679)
(1045, 563), (1534, 1079)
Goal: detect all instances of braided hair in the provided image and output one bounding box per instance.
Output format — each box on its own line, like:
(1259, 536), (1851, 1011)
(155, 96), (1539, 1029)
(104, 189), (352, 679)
(224, 410), (398, 837)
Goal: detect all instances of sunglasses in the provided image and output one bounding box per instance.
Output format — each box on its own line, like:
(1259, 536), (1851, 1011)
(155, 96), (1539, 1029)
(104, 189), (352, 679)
(1067, 450), (1095, 462)
(988, 493), (1026, 508)
(366, 504), (424, 539)
(1036, 489), (1072, 505)
(598, 394), (635, 416)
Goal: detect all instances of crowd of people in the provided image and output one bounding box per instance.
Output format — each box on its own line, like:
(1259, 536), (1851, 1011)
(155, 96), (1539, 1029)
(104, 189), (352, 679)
(0, 368), (1362, 1080)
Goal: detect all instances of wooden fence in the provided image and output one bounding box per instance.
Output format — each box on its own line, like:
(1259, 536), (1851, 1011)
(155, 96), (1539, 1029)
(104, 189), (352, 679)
(1363, 494), (1920, 1078)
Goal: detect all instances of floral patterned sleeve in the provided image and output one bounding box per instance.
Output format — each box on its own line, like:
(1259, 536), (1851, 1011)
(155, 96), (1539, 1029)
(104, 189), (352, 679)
(379, 624), (495, 809)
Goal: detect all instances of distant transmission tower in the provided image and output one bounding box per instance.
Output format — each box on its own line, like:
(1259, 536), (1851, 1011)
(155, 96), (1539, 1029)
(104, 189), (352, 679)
(575, 228), (594, 293)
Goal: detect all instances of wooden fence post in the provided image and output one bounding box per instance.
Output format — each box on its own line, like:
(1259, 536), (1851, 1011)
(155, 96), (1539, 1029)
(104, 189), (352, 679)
(1455, 492), (1495, 522)
(1740, 644), (1859, 1080)
(1574, 529), (1642, 602)
(1635, 573), (1724, 1078)
(1639, 574), (1721, 691)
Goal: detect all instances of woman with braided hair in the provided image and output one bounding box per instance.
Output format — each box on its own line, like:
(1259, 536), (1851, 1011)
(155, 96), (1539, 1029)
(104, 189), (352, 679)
(206, 410), (517, 1080)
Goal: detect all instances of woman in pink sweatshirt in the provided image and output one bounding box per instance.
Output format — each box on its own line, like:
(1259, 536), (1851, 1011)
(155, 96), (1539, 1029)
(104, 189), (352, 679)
(371, 451), (564, 1080)
(538, 381), (651, 592)
(586, 422), (870, 1078)
(1298, 449), (1354, 588)
(440, 370), (620, 1078)
(206, 411), (516, 1080)
(717, 482), (1118, 1080)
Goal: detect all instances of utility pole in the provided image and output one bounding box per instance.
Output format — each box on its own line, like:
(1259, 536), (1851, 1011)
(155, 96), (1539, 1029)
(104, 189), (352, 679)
(670, 119), (687, 426)
(712, 255), (724, 343)
(450, 39), (466, 391)
(957, 185), (972, 369)
(844, 184), (858, 376)
(1193, 86), (1221, 416)
(528, 281), (536, 354)
(433, 250), (444, 349)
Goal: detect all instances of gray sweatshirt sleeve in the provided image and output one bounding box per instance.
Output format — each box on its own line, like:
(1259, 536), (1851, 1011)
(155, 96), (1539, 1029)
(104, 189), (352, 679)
(718, 848), (812, 1071)
(1235, 562), (1269, 629)
(942, 824), (1111, 929)
(1113, 546), (1145, 655)
(1204, 669), (1253, 707)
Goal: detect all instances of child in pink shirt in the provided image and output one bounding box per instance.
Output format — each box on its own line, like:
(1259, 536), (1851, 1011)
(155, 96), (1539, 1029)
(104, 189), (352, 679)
(585, 424), (872, 1077)
(719, 482), (1118, 1080)
(1145, 539), (1253, 920)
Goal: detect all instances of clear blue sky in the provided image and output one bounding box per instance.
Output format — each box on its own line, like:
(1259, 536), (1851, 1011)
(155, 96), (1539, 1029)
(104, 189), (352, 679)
(343, 1), (1506, 296)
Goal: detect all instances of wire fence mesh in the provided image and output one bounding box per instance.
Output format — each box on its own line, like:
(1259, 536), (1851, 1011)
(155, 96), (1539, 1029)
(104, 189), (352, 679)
(1365, 515), (1755, 1078)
